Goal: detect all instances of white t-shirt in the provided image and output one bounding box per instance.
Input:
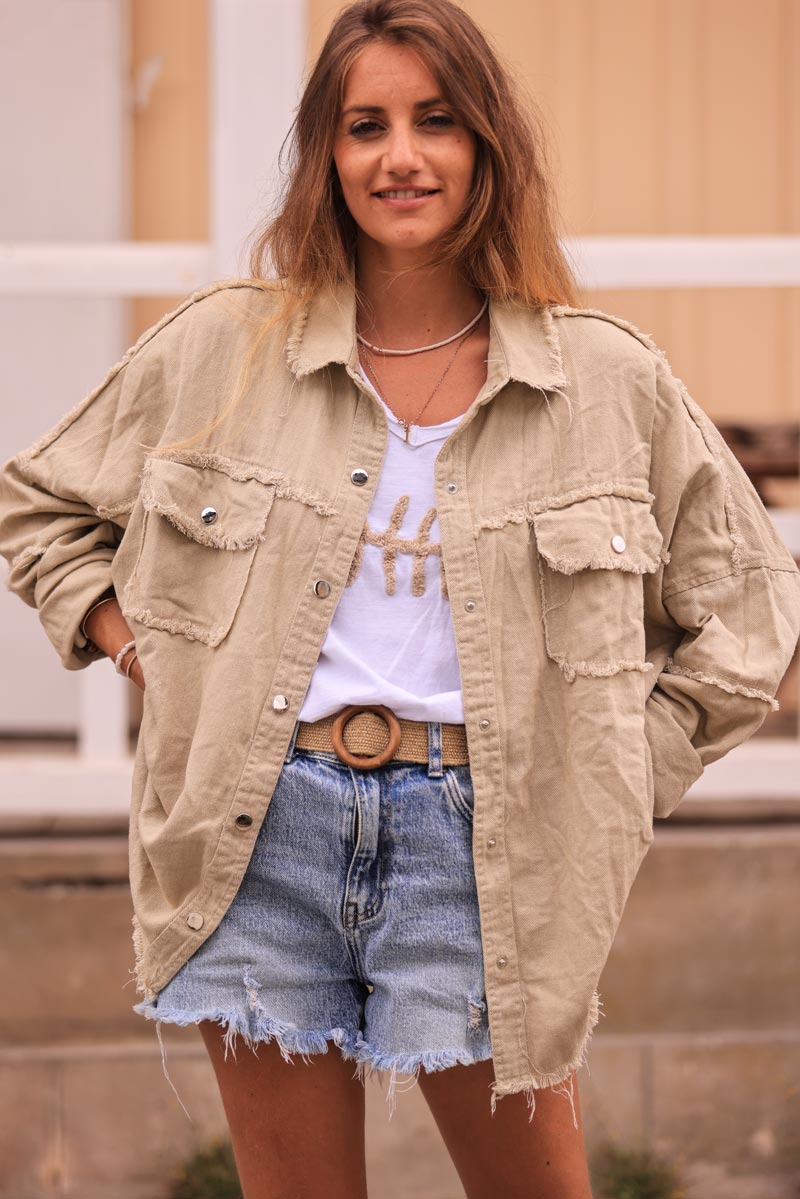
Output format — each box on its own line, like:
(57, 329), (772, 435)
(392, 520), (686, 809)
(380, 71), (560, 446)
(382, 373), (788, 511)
(297, 364), (466, 723)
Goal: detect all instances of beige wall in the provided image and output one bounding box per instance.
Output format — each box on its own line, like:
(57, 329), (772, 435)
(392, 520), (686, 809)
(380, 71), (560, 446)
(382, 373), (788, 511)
(308, 0), (800, 430)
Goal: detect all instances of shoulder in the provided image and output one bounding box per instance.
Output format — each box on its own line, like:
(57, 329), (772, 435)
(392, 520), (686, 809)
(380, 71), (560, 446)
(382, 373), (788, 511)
(548, 303), (674, 382)
(136, 278), (283, 352)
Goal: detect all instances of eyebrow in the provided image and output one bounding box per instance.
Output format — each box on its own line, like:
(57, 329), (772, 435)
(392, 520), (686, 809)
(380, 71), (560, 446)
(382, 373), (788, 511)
(341, 96), (446, 118)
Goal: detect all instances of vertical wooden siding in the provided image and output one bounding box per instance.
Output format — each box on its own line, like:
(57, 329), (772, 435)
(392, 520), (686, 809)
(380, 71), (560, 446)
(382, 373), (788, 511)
(307, 0), (800, 424)
(130, 0), (209, 336)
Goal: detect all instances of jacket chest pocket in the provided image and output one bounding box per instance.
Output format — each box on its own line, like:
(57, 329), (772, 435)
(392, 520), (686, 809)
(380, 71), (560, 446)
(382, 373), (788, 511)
(124, 456), (277, 646)
(529, 492), (664, 681)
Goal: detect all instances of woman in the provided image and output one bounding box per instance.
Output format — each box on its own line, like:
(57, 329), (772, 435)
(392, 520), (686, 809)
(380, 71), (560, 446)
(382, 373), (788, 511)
(1, 2), (798, 1197)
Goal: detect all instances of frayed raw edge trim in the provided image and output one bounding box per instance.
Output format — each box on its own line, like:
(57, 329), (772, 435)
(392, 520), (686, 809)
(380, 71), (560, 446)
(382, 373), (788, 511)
(140, 481), (273, 551)
(540, 305), (568, 388)
(555, 656), (654, 683)
(538, 550), (660, 575)
(477, 480), (655, 534)
(127, 913), (158, 1003)
(490, 988), (604, 1127)
(123, 603), (227, 646)
(285, 299), (312, 376)
(663, 656), (779, 710)
(14, 278), (257, 468)
(96, 497), (137, 519)
(144, 448), (338, 517)
(549, 304), (746, 573)
(10, 542), (51, 570)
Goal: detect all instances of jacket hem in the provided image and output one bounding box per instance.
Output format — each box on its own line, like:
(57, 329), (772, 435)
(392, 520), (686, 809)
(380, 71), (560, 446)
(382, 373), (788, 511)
(489, 987), (603, 1128)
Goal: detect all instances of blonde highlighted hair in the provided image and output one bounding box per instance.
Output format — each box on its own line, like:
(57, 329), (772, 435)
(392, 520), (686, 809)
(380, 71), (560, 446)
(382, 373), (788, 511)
(160, 0), (581, 452)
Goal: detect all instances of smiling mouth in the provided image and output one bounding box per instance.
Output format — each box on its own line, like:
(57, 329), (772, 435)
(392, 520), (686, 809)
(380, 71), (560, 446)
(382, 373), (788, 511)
(373, 188), (440, 199)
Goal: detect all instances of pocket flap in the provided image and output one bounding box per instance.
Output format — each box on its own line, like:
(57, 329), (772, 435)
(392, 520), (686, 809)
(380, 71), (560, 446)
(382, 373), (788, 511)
(141, 457), (276, 550)
(532, 493), (664, 575)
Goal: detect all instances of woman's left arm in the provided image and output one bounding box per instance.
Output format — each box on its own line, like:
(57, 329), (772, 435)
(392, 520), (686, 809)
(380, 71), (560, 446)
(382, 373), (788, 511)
(644, 355), (800, 819)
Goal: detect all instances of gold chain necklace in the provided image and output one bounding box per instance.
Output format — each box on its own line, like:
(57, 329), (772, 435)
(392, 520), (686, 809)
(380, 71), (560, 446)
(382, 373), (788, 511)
(359, 317), (480, 443)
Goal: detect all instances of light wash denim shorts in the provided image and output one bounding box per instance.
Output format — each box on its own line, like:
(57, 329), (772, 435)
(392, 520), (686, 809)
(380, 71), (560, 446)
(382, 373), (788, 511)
(133, 718), (493, 1117)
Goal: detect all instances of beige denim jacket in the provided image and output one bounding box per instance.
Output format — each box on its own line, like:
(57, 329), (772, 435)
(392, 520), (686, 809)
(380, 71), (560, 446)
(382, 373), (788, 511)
(1, 278), (799, 1111)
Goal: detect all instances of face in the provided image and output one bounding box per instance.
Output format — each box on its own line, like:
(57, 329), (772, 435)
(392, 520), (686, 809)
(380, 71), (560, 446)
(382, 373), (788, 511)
(332, 41), (477, 262)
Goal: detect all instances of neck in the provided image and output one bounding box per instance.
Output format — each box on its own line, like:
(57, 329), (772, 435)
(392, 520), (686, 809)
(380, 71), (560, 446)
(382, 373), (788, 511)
(355, 239), (484, 349)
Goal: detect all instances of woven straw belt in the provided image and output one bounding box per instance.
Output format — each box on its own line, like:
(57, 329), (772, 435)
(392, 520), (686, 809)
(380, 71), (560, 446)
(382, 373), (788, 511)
(295, 704), (470, 771)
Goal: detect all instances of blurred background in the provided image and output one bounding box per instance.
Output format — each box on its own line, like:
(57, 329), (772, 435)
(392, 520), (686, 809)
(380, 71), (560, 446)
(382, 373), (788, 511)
(0, 2), (798, 1196)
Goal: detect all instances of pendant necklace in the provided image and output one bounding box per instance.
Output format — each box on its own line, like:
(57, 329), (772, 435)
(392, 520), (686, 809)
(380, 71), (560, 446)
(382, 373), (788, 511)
(358, 303), (485, 443)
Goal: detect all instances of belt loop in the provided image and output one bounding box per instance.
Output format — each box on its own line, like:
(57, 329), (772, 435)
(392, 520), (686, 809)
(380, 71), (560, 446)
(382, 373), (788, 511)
(427, 721), (444, 777)
(284, 719), (301, 764)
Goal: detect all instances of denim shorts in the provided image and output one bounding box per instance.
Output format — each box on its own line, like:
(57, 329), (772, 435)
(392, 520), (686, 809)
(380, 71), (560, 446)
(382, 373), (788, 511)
(133, 719), (493, 1118)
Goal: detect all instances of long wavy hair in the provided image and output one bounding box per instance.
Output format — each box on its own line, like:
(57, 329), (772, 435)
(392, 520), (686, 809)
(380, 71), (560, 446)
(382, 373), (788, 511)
(160, 0), (581, 452)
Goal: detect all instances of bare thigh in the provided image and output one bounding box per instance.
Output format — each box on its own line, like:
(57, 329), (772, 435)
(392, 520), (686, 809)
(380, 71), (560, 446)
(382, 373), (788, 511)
(198, 1020), (368, 1199)
(418, 1061), (594, 1199)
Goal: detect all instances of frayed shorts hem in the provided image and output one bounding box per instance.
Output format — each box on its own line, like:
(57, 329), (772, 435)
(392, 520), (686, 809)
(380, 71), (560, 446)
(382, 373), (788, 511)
(134, 999), (495, 1120)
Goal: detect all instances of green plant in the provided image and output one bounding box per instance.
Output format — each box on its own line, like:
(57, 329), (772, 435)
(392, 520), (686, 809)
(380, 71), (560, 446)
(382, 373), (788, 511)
(590, 1141), (685, 1199)
(169, 1138), (243, 1199)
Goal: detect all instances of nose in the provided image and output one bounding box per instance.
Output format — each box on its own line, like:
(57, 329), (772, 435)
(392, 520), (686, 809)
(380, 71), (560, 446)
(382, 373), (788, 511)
(380, 125), (424, 177)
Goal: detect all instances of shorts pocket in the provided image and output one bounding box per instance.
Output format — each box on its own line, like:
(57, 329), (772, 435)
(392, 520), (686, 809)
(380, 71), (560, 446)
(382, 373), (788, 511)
(124, 455), (277, 646)
(444, 765), (475, 822)
(529, 491), (664, 681)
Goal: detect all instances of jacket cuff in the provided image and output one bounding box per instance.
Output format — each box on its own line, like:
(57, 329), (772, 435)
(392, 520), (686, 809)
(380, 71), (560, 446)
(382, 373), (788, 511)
(36, 560), (116, 671)
(645, 687), (705, 819)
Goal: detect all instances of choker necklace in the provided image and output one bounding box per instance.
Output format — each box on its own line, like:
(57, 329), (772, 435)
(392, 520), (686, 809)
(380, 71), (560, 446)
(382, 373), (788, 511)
(356, 295), (488, 356)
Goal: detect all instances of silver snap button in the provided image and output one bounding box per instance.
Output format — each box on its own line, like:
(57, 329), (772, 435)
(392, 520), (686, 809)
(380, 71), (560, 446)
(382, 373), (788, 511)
(272, 694), (289, 711)
(479, 718), (490, 731)
(200, 506), (218, 525)
(186, 911), (204, 930)
(487, 837), (497, 849)
(351, 468), (369, 486)
(496, 956), (508, 969)
(446, 481), (458, 493)
(235, 813), (253, 828)
(464, 599), (477, 612)
(611, 534), (626, 553)
(314, 579), (332, 598)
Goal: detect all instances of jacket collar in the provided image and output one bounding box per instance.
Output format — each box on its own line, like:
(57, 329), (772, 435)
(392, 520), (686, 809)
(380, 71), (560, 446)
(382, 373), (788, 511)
(285, 280), (567, 393)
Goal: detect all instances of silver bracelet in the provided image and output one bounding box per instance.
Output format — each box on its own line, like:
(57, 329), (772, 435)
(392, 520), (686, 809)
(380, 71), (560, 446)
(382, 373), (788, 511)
(124, 651), (139, 679)
(80, 595), (116, 641)
(114, 639), (137, 675)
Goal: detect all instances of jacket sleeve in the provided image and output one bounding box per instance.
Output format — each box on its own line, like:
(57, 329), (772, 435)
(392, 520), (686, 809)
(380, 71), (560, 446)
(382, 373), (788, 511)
(0, 308), (185, 671)
(644, 353), (800, 819)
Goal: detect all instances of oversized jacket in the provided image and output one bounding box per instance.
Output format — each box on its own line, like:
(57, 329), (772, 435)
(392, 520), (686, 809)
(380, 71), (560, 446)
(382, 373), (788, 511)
(1, 278), (799, 1113)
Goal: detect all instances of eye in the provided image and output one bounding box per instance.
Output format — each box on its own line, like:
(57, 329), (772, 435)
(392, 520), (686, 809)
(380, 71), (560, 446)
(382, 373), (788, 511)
(350, 112), (455, 136)
(350, 119), (381, 136)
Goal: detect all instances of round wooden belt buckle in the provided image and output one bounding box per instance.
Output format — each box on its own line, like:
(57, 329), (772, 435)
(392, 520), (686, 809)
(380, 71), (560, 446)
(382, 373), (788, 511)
(331, 704), (402, 770)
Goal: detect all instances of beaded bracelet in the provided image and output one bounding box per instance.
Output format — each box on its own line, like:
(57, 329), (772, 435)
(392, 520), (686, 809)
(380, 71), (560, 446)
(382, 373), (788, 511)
(114, 639), (137, 676)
